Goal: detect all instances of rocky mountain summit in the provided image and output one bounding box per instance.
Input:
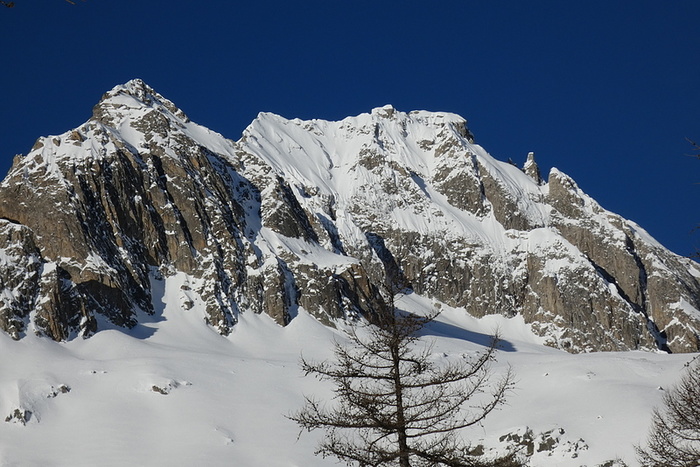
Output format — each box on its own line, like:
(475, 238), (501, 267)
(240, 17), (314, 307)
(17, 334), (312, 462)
(0, 79), (698, 352)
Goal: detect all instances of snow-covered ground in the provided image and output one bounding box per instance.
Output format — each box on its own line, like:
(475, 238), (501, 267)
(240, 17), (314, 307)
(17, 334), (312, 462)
(0, 272), (692, 466)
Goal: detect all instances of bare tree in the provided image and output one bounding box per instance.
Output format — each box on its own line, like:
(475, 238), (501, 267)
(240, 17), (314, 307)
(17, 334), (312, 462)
(636, 358), (700, 467)
(289, 302), (518, 467)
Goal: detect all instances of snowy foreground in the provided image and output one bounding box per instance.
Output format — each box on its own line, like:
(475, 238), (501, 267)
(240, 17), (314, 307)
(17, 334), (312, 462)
(0, 273), (693, 466)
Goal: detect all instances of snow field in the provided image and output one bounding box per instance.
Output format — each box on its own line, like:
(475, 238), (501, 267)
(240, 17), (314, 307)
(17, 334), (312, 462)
(0, 273), (692, 466)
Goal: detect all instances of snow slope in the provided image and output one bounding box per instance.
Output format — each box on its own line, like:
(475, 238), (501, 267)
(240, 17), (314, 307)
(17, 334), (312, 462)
(0, 80), (698, 465)
(0, 272), (692, 466)
(240, 104), (549, 247)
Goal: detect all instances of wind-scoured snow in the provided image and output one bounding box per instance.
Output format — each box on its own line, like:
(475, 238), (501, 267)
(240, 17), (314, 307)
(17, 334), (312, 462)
(237, 104), (551, 255)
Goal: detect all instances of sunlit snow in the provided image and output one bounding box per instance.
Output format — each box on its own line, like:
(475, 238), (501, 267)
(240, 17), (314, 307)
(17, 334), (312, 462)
(1, 81), (697, 466)
(0, 273), (691, 466)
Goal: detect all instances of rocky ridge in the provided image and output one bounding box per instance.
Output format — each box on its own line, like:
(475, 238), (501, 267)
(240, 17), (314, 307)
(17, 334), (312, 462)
(0, 79), (698, 352)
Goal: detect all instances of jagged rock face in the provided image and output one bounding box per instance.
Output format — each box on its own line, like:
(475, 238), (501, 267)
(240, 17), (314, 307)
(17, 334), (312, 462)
(0, 81), (698, 353)
(0, 220), (42, 339)
(0, 81), (382, 338)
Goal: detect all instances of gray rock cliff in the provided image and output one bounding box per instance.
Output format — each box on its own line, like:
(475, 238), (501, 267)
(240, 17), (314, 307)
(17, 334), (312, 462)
(0, 80), (698, 352)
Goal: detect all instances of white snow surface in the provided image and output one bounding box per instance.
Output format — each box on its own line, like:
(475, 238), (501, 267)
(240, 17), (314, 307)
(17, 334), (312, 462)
(0, 272), (692, 466)
(1, 81), (698, 465)
(238, 104), (550, 246)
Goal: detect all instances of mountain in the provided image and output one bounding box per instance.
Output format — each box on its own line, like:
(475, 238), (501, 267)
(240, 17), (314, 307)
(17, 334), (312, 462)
(0, 79), (698, 353)
(1, 80), (700, 467)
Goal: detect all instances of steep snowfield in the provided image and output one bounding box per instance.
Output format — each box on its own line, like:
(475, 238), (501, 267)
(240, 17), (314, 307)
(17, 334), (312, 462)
(239, 104), (550, 246)
(0, 272), (692, 466)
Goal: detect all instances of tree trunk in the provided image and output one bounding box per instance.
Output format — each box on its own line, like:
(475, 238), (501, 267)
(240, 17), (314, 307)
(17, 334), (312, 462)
(392, 346), (411, 467)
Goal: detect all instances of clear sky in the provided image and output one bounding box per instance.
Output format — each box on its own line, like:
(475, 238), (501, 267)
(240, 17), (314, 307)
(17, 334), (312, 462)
(1, 1), (698, 256)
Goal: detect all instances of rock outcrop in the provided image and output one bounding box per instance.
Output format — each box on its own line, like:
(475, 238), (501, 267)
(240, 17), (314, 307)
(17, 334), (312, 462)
(0, 80), (698, 352)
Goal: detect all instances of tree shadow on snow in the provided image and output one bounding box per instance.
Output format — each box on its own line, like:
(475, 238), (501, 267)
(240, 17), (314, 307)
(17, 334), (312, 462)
(416, 318), (517, 353)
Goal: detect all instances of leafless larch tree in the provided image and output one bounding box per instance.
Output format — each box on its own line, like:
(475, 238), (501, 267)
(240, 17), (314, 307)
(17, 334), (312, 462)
(636, 358), (700, 467)
(289, 302), (519, 467)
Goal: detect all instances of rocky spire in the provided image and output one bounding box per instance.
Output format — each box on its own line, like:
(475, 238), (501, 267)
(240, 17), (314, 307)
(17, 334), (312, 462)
(523, 151), (543, 185)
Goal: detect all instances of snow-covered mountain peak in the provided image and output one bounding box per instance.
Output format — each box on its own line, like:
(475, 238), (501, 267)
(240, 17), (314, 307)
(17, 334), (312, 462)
(90, 79), (192, 144)
(100, 78), (158, 104)
(0, 80), (699, 355)
(1, 81), (700, 467)
(238, 104), (546, 235)
(240, 104), (477, 179)
(93, 78), (190, 125)
(371, 103), (396, 115)
(5, 80), (240, 185)
(1, 87), (152, 182)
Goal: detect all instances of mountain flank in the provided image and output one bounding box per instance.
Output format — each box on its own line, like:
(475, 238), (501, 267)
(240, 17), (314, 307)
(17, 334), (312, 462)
(0, 79), (698, 352)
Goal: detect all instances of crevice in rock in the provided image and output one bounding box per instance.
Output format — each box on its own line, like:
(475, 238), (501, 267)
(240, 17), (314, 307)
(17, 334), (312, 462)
(364, 232), (411, 294)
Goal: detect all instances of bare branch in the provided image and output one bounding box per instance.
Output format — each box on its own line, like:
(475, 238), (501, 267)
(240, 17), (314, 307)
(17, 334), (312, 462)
(637, 359), (700, 466)
(290, 299), (517, 466)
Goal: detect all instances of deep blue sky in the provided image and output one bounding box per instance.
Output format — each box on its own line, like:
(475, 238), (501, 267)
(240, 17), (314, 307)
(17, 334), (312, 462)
(1, 1), (698, 256)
